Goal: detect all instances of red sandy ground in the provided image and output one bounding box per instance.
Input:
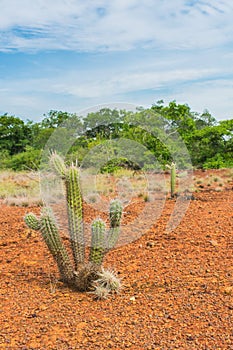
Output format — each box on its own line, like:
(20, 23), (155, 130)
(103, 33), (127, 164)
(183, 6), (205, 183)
(0, 170), (232, 349)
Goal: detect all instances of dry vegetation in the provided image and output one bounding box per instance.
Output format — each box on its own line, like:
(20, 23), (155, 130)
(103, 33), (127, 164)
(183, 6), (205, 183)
(0, 171), (41, 207)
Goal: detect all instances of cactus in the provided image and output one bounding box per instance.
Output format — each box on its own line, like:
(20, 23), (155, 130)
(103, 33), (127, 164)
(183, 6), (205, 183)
(166, 162), (176, 198)
(89, 219), (106, 265)
(170, 162), (176, 198)
(24, 152), (123, 294)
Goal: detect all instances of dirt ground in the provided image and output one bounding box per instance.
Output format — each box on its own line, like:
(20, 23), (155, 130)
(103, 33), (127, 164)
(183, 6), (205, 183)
(0, 169), (232, 349)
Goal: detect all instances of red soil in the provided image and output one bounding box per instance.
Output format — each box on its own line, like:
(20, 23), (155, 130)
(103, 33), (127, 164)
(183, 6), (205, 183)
(0, 170), (232, 349)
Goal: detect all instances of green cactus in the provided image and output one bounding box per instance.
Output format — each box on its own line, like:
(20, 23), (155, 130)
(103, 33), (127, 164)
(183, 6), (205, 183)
(65, 164), (85, 267)
(50, 151), (67, 177)
(166, 162), (176, 198)
(107, 199), (123, 250)
(170, 162), (176, 198)
(24, 152), (124, 294)
(109, 199), (122, 228)
(39, 208), (74, 282)
(89, 219), (106, 265)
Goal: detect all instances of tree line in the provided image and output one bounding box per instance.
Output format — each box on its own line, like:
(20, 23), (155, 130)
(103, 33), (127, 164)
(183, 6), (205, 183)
(0, 101), (232, 171)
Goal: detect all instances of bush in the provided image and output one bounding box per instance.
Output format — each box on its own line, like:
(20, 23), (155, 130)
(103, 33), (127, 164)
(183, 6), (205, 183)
(100, 157), (141, 174)
(0, 150), (11, 169)
(203, 154), (231, 169)
(4, 147), (42, 171)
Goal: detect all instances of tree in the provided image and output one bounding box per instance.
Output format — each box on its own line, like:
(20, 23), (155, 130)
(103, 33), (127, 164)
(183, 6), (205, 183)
(41, 110), (79, 129)
(0, 114), (31, 155)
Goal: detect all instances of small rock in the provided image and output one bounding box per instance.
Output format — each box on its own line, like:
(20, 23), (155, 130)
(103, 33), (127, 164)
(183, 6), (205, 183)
(224, 287), (233, 295)
(146, 241), (155, 248)
(209, 240), (218, 247)
(186, 334), (195, 341)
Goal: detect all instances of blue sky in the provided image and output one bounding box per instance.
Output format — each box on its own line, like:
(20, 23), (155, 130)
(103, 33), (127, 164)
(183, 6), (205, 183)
(0, 0), (233, 121)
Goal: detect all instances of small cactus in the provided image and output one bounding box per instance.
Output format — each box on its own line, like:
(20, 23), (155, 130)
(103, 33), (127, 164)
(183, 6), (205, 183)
(91, 284), (110, 300)
(166, 162), (176, 198)
(96, 268), (122, 293)
(24, 152), (124, 294)
(90, 268), (122, 300)
(170, 162), (176, 198)
(109, 199), (122, 228)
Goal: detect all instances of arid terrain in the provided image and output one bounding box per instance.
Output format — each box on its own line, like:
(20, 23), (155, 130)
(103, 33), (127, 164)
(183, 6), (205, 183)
(0, 169), (232, 349)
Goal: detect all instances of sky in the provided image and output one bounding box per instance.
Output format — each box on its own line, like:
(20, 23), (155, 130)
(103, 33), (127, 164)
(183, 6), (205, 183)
(0, 0), (233, 121)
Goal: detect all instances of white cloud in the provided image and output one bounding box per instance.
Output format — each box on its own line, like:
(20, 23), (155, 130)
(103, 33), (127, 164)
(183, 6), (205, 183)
(1, 51), (232, 121)
(0, 0), (233, 52)
(168, 79), (233, 120)
(1, 1), (233, 120)
(45, 67), (218, 98)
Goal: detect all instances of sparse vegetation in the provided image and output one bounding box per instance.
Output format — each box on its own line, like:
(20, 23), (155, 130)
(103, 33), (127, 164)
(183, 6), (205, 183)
(0, 170), (41, 206)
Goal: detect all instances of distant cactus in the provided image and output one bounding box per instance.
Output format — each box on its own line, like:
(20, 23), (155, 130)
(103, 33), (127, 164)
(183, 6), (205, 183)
(166, 162), (176, 198)
(24, 152), (123, 294)
(170, 162), (176, 198)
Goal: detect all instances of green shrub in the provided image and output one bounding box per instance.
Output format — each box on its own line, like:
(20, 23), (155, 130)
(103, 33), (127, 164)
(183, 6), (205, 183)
(4, 147), (42, 171)
(100, 157), (140, 174)
(203, 154), (230, 169)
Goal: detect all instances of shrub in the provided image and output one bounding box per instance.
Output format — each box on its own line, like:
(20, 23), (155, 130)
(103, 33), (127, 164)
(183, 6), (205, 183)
(4, 147), (42, 171)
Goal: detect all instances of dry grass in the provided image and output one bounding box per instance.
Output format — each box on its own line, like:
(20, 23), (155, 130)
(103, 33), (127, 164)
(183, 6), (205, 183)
(0, 170), (42, 207)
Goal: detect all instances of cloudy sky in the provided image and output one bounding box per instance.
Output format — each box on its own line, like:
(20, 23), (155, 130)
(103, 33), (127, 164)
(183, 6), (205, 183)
(0, 0), (233, 121)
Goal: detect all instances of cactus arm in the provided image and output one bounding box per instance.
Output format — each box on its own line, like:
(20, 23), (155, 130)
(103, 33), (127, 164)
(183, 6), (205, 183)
(89, 219), (106, 265)
(107, 199), (123, 250)
(49, 151), (67, 178)
(65, 165), (85, 267)
(49, 152), (85, 268)
(24, 213), (40, 231)
(39, 208), (74, 282)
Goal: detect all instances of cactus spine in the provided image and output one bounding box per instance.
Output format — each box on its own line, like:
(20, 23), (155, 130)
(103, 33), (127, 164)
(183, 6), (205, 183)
(24, 152), (123, 293)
